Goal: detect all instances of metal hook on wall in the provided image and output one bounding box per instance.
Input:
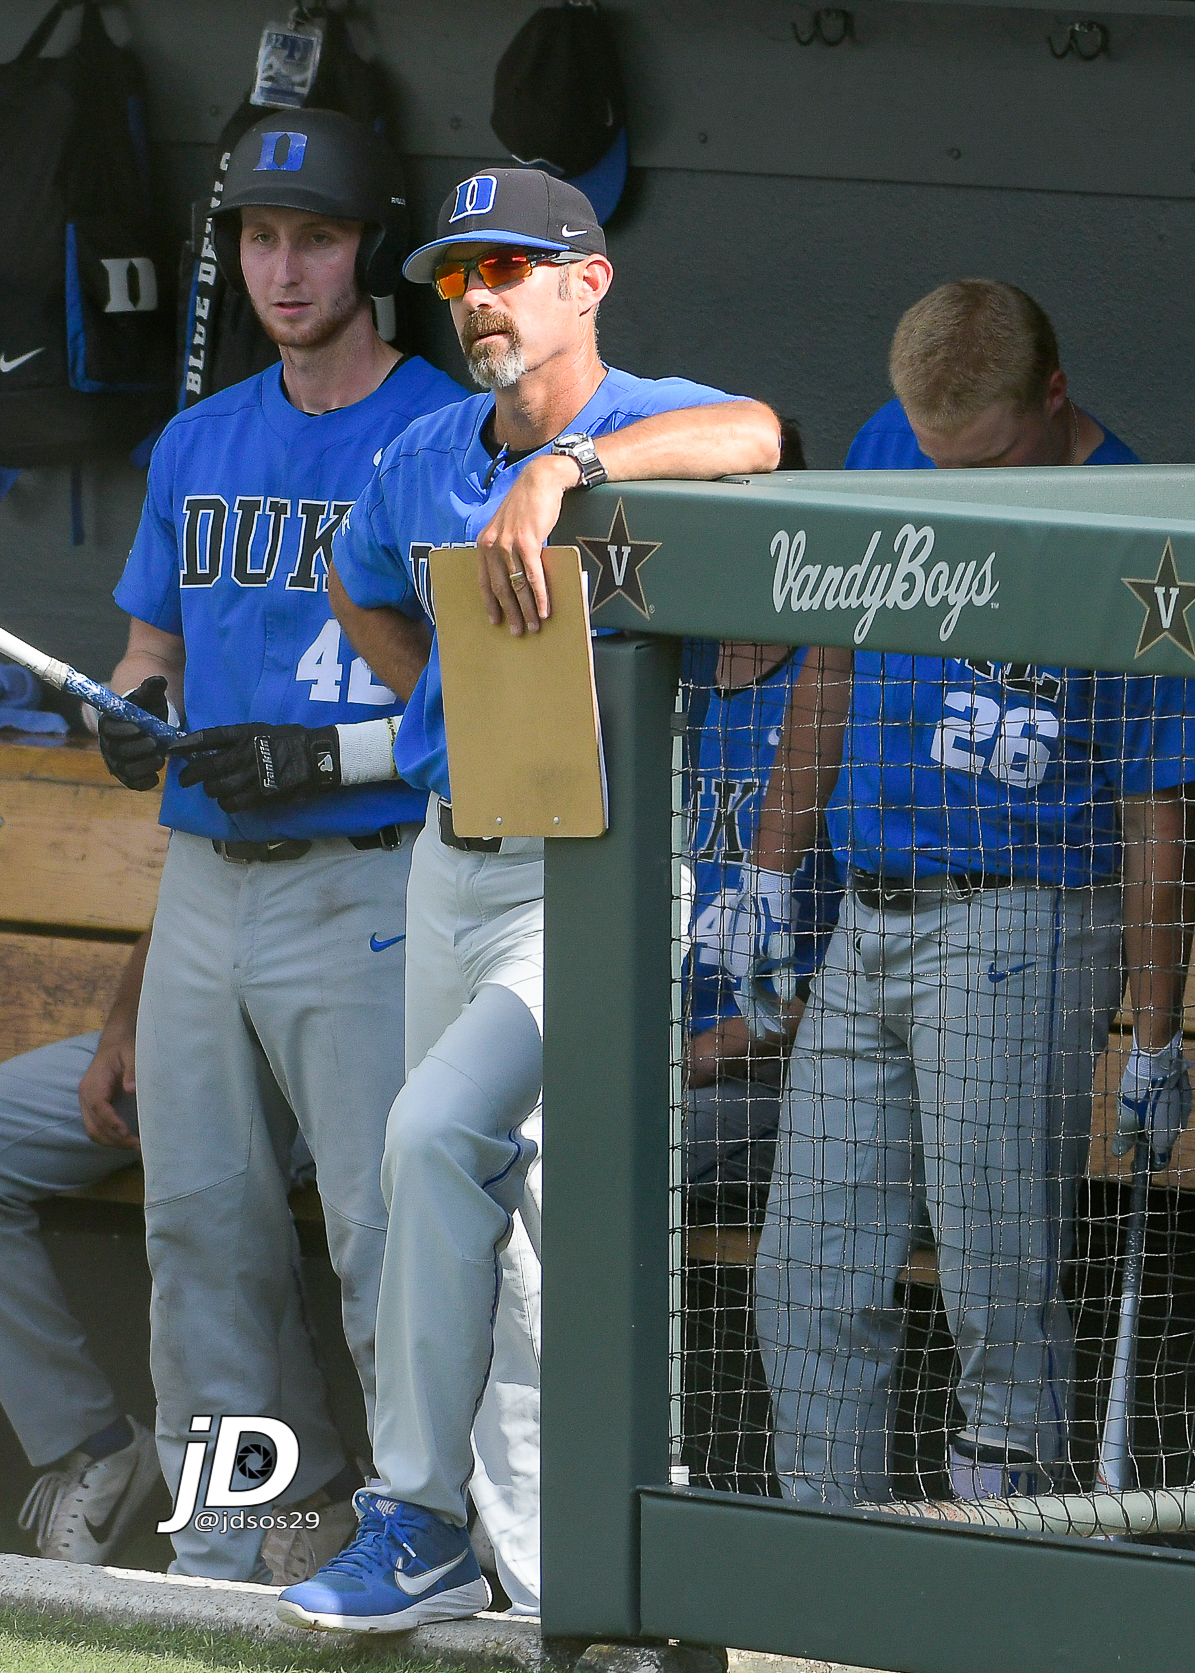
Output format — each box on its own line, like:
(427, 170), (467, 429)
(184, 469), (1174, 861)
(793, 8), (854, 46)
(1048, 20), (1110, 59)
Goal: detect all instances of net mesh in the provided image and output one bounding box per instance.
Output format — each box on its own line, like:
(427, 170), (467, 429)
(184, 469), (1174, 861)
(670, 636), (1195, 1543)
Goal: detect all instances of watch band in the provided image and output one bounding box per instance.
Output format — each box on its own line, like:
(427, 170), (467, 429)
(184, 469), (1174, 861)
(552, 431), (608, 490)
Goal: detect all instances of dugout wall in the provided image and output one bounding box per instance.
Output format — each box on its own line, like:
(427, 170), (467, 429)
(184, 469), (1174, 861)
(542, 466), (1195, 1672)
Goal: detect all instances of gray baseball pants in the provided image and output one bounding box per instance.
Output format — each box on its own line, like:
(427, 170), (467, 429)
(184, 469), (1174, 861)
(371, 795), (544, 1614)
(0, 1033), (137, 1465)
(136, 827), (417, 1579)
(756, 882), (1120, 1506)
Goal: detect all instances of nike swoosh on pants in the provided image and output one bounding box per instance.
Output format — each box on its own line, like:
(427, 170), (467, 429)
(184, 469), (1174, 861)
(370, 933), (406, 952)
(0, 348), (45, 373)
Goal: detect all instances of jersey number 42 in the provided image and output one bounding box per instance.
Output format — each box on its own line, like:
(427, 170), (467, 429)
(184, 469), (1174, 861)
(296, 620), (396, 706)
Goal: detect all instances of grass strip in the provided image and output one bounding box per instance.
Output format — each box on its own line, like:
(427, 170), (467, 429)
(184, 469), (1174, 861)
(0, 1606), (476, 1673)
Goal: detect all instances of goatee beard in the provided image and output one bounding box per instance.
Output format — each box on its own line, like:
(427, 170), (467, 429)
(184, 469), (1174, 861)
(462, 309), (527, 390)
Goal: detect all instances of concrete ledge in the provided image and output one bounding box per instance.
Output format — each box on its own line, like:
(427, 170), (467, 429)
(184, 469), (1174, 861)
(0, 1554), (554, 1666)
(0, 1556), (888, 1673)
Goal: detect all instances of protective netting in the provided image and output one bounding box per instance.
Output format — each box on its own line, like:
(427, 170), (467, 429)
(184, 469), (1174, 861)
(671, 637), (1195, 1545)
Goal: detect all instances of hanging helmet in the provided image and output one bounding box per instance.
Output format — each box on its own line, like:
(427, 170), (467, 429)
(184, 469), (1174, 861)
(211, 109), (409, 296)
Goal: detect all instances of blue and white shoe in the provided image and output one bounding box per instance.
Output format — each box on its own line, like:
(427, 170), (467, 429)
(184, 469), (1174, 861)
(950, 1440), (1050, 1500)
(275, 1490), (491, 1633)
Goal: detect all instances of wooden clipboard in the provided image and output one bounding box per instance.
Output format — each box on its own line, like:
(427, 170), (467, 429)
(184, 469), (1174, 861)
(429, 545), (608, 838)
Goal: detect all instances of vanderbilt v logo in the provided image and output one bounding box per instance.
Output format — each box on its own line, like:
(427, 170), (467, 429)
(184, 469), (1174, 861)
(1156, 585), (1180, 631)
(1123, 540), (1195, 659)
(579, 501), (660, 618)
(608, 543), (632, 587)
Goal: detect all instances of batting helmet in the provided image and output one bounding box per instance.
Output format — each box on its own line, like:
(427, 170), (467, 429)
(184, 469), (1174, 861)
(212, 109), (409, 296)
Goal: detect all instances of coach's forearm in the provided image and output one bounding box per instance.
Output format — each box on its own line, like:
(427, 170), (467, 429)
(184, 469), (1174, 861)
(591, 400), (781, 481)
(1122, 789), (1187, 1050)
(329, 564), (432, 703)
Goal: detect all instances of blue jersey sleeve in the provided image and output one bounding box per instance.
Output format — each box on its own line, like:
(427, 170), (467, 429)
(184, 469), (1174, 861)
(603, 376), (743, 425)
(114, 434), (184, 634)
(330, 462), (421, 618)
(1093, 673), (1195, 795)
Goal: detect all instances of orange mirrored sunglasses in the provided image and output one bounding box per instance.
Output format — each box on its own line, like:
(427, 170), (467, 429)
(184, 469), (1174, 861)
(433, 248), (574, 301)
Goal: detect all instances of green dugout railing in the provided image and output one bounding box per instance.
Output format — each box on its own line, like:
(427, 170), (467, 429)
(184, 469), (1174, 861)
(540, 466), (1195, 1673)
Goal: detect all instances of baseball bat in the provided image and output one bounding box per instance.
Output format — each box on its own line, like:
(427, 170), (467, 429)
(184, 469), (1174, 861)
(1096, 1131), (1151, 1501)
(0, 625), (182, 742)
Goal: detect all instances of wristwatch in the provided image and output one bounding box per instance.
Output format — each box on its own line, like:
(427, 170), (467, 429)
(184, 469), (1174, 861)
(551, 431), (608, 490)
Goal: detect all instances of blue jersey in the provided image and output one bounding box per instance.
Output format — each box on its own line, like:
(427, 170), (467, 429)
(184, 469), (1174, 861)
(116, 356), (466, 841)
(837, 406), (1194, 883)
(845, 396), (1139, 470)
(332, 367), (740, 801)
(687, 650), (842, 1037)
(827, 657), (1194, 885)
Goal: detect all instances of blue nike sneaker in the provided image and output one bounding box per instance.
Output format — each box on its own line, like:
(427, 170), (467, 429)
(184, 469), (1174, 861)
(275, 1490), (491, 1632)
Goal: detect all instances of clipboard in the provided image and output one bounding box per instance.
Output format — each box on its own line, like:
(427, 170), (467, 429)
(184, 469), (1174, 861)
(429, 545), (608, 838)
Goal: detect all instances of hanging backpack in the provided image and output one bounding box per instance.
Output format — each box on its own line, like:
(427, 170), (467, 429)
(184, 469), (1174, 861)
(0, 0), (172, 469)
(178, 7), (396, 409)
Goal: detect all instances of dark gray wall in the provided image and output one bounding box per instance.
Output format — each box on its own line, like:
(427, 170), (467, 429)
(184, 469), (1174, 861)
(2, 0), (1194, 679)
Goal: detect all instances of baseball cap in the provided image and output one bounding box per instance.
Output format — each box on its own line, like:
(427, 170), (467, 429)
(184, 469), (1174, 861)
(490, 3), (628, 226)
(402, 168), (605, 286)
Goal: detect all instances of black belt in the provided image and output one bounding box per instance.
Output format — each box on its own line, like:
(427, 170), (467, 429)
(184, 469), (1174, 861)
(212, 825), (404, 864)
(438, 801), (502, 854)
(852, 870), (1010, 912)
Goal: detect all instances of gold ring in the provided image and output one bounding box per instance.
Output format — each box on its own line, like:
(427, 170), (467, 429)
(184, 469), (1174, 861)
(509, 570), (527, 587)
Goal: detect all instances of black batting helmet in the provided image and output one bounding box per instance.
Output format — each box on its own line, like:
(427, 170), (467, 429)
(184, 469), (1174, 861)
(212, 109), (409, 296)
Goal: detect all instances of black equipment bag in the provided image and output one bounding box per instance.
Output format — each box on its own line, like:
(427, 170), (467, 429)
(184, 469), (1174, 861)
(179, 9), (395, 408)
(0, 0), (172, 468)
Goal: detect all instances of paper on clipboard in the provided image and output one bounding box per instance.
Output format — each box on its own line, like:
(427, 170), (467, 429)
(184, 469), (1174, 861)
(429, 545), (608, 837)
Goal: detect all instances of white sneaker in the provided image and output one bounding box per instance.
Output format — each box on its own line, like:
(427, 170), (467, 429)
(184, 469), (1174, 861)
(261, 1493), (359, 1586)
(19, 1416), (160, 1563)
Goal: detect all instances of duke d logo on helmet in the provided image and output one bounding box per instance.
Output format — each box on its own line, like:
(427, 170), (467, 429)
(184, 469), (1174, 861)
(254, 131), (309, 172)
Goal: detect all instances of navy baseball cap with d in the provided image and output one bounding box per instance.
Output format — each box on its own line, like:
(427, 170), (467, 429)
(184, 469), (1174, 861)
(402, 168), (605, 285)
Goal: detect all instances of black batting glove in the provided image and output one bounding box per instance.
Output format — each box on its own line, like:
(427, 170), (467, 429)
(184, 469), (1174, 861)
(98, 675), (170, 791)
(168, 722), (341, 814)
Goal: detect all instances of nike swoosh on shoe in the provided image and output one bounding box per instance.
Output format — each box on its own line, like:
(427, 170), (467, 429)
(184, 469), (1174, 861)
(393, 1550), (468, 1596)
(83, 1468), (141, 1546)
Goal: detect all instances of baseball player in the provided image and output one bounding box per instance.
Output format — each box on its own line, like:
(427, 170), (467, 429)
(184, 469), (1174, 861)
(686, 641), (841, 1218)
(275, 166), (781, 1632)
(740, 279), (1193, 1506)
(0, 932), (348, 1579)
(96, 109), (466, 1582)
(0, 935), (158, 1564)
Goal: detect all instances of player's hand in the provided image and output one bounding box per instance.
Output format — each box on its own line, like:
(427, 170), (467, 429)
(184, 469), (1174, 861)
(168, 722), (341, 814)
(1114, 1033), (1192, 1169)
(726, 863), (798, 1041)
(476, 452), (580, 636)
(97, 675), (171, 791)
(79, 1032), (139, 1150)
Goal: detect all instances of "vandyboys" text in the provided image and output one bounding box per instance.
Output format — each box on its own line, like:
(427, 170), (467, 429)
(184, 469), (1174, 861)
(771, 523), (999, 645)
